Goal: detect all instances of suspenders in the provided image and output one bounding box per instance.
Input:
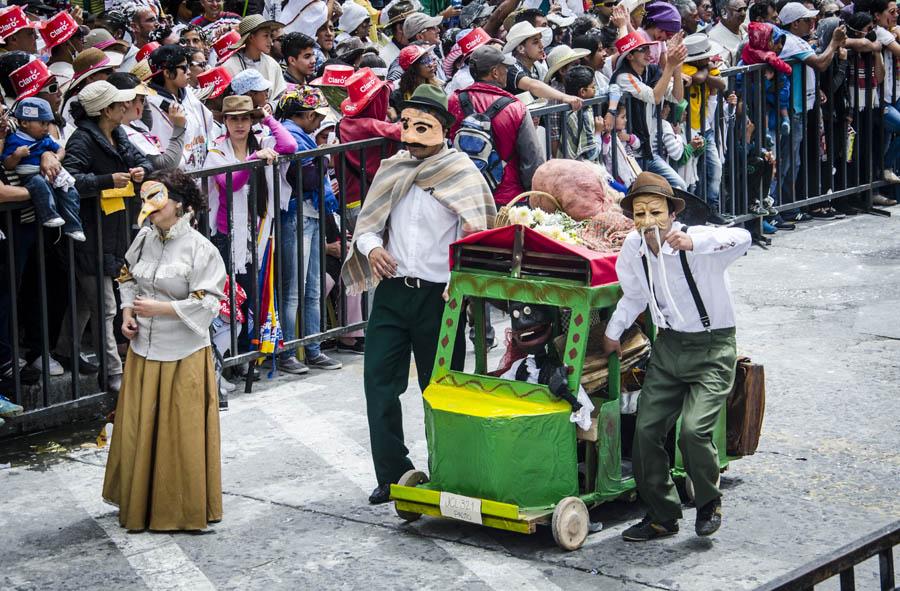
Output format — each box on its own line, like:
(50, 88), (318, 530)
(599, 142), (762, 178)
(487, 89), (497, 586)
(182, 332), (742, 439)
(640, 226), (711, 330)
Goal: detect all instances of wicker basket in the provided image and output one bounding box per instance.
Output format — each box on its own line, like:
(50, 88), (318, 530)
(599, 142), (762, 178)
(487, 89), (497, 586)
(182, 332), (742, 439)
(493, 190), (559, 228)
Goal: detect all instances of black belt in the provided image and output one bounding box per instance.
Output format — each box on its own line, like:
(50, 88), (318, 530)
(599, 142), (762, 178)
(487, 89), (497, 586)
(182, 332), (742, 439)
(387, 276), (443, 289)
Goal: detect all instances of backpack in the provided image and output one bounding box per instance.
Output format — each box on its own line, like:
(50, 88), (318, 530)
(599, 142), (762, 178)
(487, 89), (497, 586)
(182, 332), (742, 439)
(453, 91), (514, 190)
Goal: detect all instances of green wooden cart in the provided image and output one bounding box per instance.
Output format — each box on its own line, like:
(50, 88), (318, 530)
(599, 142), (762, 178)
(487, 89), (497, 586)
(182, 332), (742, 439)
(390, 225), (734, 550)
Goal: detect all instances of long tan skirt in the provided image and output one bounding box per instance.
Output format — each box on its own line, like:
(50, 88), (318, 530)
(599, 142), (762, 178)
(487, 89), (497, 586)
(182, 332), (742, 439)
(102, 346), (222, 531)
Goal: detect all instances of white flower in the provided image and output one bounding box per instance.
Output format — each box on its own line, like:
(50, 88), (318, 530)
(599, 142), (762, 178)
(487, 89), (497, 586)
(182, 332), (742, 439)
(531, 208), (547, 224)
(507, 206), (534, 227)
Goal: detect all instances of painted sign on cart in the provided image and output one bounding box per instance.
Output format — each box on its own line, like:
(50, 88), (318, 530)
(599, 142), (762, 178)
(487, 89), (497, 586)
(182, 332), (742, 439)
(439, 492), (483, 525)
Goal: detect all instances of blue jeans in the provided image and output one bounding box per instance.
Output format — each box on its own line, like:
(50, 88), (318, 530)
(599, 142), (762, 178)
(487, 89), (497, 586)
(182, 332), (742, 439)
(883, 100), (900, 172)
(24, 175), (82, 234)
(702, 128), (722, 209)
(644, 155), (687, 190)
(279, 204), (323, 359)
(770, 112), (804, 205)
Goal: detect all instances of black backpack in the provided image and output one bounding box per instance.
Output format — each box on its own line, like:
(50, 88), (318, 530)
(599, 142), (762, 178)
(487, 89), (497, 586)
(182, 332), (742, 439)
(452, 91), (514, 190)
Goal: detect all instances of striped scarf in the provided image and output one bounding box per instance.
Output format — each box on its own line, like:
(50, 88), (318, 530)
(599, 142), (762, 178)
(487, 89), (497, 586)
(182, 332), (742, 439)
(341, 147), (496, 295)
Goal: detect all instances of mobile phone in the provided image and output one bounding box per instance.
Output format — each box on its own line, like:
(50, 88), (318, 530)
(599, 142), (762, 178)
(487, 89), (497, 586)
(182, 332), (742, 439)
(160, 99), (172, 112)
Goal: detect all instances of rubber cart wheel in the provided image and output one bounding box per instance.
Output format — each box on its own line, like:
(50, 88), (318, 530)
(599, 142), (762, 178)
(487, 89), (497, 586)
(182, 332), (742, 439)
(395, 469), (429, 523)
(551, 497), (589, 551)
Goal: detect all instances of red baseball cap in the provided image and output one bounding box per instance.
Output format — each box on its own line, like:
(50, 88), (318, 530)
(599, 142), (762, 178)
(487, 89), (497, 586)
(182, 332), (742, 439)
(615, 31), (654, 58)
(398, 44), (433, 71)
(39, 12), (78, 50)
(11, 59), (54, 99)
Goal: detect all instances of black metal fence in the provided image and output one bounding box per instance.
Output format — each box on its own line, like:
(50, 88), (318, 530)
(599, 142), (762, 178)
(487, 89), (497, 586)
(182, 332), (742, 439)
(0, 49), (896, 435)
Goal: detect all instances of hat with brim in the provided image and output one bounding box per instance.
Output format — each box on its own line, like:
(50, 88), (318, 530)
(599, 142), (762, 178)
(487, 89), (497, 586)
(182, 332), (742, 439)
(221, 94), (264, 119)
(196, 66), (232, 101)
(229, 14), (282, 51)
(381, 0), (418, 27)
(516, 91), (547, 111)
(620, 171), (686, 217)
(66, 48), (116, 96)
(398, 83), (454, 128)
(503, 21), (551, 54)
(543, 45), (590, 83)
(310, 63), (355, 86)
(547, 13), (576, 28)
(212, 30), (241, 63)
(398, 43), (434, 71)
(40, 12), (78, 50)
(339, 1), (371, 35)
(130, 59), (154, 82)
(683, 33), (720, 63)
(84, 28), (129, 53)
(78, 80), (136, 117)
(340, 67), (388, 116)
(104, 50), (124, 69)
(0, 6), (38, 41)
(335, 37), (379, 62)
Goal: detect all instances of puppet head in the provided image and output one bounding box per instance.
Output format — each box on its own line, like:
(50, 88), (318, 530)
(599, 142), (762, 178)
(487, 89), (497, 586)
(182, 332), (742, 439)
(621, 171), (685, 231)
(137, 180), (170, 226)
(398, 83), (454, 149)
(509, 301), (555, 354)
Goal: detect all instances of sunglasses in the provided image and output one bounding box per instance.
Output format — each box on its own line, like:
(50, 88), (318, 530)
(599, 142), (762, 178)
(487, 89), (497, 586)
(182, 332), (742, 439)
(173, 64), (189, 72)
(418, 54), (436, 66)
(633, 46), (650, 53)
(191, 60), (208, 68)
(821, 10), (838, 17)
(42, 81), (59, 94)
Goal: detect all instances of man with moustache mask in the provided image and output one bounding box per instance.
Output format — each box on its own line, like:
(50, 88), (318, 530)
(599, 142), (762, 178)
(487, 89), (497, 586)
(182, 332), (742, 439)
(341, 84), (496, 505)
(602, 172), (751, 542)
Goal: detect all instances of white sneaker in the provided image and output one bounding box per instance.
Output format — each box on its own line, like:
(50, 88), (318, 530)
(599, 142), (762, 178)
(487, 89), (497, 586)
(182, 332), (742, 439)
(219, 376), (236, 392)
(43, 217), (65, 228)
(884, 169), (900, 184)
(66, 231), (86, 242)
(108, 374), (122, 392)
(29, 356), (64, 376)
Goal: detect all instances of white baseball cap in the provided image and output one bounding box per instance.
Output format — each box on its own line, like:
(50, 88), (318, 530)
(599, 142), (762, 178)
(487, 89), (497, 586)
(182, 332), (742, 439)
(778, 2), (819, 25)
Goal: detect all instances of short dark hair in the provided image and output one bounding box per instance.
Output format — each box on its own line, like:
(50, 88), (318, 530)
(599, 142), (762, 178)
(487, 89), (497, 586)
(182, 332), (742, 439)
(564, 65), (595, 95)
(846, 11), (874, 36)
(359, 53), (386, 69)
(572, 31), (601, 56)
(149, 45), (192, 83)
(869, 0), (890, 15)
(107, 72), (141, 90)
(515, 8), (546, 26)
(146, 168), (208, 213)
(749, 0), (773, 21)
(571, 14), (600, 36)
(281, 32), (316, 61)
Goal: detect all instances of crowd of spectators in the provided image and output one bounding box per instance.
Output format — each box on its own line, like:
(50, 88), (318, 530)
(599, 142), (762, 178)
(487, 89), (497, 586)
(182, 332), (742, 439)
(0, 0), (897, 407)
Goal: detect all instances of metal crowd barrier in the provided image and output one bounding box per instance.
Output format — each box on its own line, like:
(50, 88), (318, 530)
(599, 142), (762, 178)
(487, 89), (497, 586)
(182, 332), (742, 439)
(1, 51), (896, 434)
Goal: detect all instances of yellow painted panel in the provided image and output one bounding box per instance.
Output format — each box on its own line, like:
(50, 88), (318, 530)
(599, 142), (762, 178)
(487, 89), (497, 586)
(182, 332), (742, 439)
(390, 485), (521, 520)
(423, 382), (570, 418)
(394, 501), (535, 534)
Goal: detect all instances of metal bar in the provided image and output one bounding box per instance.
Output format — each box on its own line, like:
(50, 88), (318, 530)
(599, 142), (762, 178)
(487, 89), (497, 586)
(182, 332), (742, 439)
(839, 568), (855, 591)
(67, 238), (79, 401)
(879, 547), (894, 591)
(93, 196), (107, 391)
(246, 169), (260, 393)
(35, 226), (49, 407)
(5, 211), (21, 401)
(297, 152), (306, 356)
(225, 171), (237, 362)
(317, 155), (327, 341)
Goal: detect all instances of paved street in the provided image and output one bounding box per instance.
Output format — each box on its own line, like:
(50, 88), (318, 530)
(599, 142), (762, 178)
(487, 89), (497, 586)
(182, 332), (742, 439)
(2, 211), (899, 591)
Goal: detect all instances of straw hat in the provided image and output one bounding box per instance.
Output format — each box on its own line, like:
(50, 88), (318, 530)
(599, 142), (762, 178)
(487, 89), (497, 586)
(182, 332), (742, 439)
(683, 33), (722, 63)
(130, 59), (154, 82)
(83, 27), (129, 53)
(620, 172), (686, 217)
(543, 45), (590, 83)
(229, 14), (282, 51)
(503, 21), (550, 54)
(66, 48), (115, 95)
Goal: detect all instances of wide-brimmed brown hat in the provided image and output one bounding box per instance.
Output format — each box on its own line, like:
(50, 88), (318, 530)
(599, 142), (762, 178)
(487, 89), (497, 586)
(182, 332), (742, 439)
(620, 171), (686, 217)
(230, 14), (281, 51)
(221, 94), (263, 118)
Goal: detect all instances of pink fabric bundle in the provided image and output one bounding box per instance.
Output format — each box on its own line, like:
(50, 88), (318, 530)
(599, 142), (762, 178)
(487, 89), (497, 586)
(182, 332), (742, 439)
(741, 22), (793, 76)
(531, 159), (612, 220)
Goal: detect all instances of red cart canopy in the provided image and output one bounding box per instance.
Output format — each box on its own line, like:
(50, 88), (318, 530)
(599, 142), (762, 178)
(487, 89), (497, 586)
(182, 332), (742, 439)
(452, 225), (619, 287)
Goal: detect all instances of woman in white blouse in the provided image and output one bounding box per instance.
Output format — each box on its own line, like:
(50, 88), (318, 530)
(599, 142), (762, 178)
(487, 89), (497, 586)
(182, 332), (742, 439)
(102, 168), (227, 532)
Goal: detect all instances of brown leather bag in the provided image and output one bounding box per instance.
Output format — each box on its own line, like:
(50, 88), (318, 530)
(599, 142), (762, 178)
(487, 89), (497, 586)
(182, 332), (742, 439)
(726, 357), (766, 456)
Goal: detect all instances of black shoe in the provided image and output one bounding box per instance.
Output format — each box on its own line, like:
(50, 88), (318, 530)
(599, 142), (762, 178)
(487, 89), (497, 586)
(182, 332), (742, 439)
(234, 364), (260, 380)
(695, 498), (722, 536)
(55, 353), (99, 375)
(336, 338), (365, 355)
(707, 212), (734, 226)
(834, 203), (858, 216)
(810, 208), (836, 219)
(827, 207), (845, 219)
(3, 365), (41, 385)
(622, 515), (679, 542)
(787, 211), (814, 222)
(368, 483), (391, 504)
(773, 220), (796, 230)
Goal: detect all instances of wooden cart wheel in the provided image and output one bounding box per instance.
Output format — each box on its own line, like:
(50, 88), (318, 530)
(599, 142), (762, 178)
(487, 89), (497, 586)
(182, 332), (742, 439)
(395, 469), (429, 523)
(551, 497), (589, 551)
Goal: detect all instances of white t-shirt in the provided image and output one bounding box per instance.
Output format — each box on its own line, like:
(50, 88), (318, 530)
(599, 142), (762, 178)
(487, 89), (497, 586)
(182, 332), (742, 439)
(877, 26), (900, 104)
(780, 33), (816, 112)
(147, 88), (215, 172)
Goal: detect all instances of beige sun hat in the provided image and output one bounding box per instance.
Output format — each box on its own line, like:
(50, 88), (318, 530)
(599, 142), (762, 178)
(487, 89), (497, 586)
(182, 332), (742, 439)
(78, 80), (137, 116)
(543, 44), (591, 83)
(229, 14), (282, 51)
(502, 21), (551, 54)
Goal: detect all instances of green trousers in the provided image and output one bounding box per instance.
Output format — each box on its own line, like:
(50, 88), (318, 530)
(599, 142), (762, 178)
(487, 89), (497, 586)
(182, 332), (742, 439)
(633, 327), (737, 522)
(364, 278), (465, 486)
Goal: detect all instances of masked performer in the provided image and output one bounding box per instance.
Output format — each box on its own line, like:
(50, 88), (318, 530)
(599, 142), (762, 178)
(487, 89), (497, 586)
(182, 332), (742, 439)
(499, 301), (594, 430)
(602, 172), (751, 541)
(341, 84), (497, 505)
(102, 169), (227, 532)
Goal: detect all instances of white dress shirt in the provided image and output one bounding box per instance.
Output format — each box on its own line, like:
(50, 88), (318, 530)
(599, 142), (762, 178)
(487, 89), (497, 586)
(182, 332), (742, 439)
(605, 223), (751, 340)
(355, 185), (462, 284)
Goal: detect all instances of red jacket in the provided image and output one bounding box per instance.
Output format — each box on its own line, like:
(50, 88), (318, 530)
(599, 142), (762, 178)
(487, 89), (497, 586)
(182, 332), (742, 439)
(448, 82), (545, 206)
(336, 86), (402, 207)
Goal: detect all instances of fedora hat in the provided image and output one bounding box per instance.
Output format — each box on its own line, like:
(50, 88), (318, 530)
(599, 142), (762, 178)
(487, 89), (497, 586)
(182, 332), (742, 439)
(683, 33), (721, 63)
(65, 48), (115, 96)
(221, 94), (264, 118)
(40, 12), (78, 50)
(503, 21), (550, 54)
(620, 171), (686, 217)
(0, 6), (37, 41)
(381, 0), (418, 28)
(335, 36), (378, 62)
(83, 27), (129, 53)
(10, 59), (54, 100)
(230, 14), (281, 51)
(310, 63), (355, 86)
(398, 82), (454, 127)
(340, 67), (387, 116)
(543, 44), (590, 83)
